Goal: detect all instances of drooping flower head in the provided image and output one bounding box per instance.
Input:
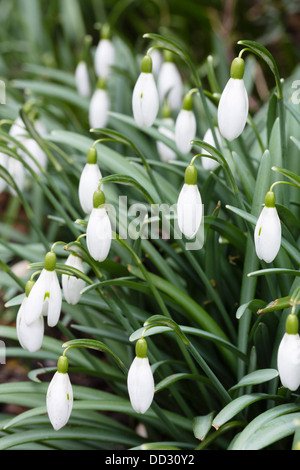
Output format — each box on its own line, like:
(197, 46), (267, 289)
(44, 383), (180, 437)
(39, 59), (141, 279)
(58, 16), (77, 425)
(156, 100), (177, 162)
(86, 189), (112, 262)
(75, 35), (92, 98)
(177, 164), (202, 240)
(132, 54), (159, 128)
(47, 355), (73, 431)
(127, 338), (155, 414)
(158, 50), (183, 111)
(62, 253), (86, 305)
(254, 191), (281, 263)
(89, 78), (110, 130)
(94, 24), (115, 79)
(175, 92), (197, 154)
(78, 146), (102, 214)
(218, 57), (249, 141)
(24, 251), (62, 328)
(277, 313), (300, 391)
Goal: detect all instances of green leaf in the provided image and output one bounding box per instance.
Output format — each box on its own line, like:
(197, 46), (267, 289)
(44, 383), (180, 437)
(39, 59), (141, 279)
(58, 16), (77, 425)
(236, 299), (266, 319)
(193, 412), (215, 441)
(229, 369), (279, 391)
(155, 373), (204, 393)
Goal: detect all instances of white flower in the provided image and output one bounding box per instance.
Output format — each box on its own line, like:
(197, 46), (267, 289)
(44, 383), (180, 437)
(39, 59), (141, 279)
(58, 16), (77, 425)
(254, 192), (281, 263)
(201, 127), (222, 170)
(127, 339), (154, 414)
(62, 254), (86, 305)
(47, 357), (73, 431)
(94, 38), (115, 79)
(278, 332), (300, 391)
(177, 164), (202, 239)
(89, 85), (110, 130)
(24, 252), (62, 328)
(16, 286), (44, 352)
(218, 57), (248, 141)
(86, 190), (112, 262)
(18, 138), (47, 175)
(78, 163), (102, 214)
(75, 60), (91, 98)
(157, 117), (176, 162)
(175, 109), (197, 154)
(158, 60), (183, 111)
(132, 55), (159, 128)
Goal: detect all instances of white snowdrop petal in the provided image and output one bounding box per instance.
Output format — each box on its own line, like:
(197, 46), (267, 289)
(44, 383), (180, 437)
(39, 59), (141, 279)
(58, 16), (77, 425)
(94, 39), (115, 79)
(149, 49), (162, 77)
(47, 372), (73, 430)
(177, 184), (202, 239)
(78, 163), (102, 214)
(277, 333), (300, 391)
(47, 271), (62, 327)
(132, 73), (159, 127)
(158, 62), (183, 110)
(201, 127), (222, 170)
(157, 118), (177, 162)
(218, 78), (249, 141)
(254, 206), (281, 263)
(175, 109), (197, 154)
(89, 89), (110, 130)
(127, 357), (154, 414)
(86, 207), (112, 262)
(24, 269), (49, 326)
(75, 60), (91, 97)
(62, 254), (86, 305)
(18, 138), (48, 174)
(16, 297), (44, 352)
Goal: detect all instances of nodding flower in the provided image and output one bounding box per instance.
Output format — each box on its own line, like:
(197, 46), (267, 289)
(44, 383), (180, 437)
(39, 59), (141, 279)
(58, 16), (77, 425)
(218, 57), (249, 141)
(175, 92), (197, 155)
(177, 164), (202, 240)
(254, 191), (281, 263)
(62, 253), (86, 305)
(94, 24), (115, 79)
(132, 54), (159, 128)
(277, 314), (300, 391)
(46, 355), (73, 431)
(127, 338), (155, 414)
(78, 147), (102, 215)
(86, 189), (112, 262)
(157, 50), (183, 111)
(89, 78), (110, 130)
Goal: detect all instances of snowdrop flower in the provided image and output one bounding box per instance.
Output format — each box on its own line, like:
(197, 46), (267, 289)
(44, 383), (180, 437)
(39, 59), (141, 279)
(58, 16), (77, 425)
(132, 54), (159, 127)
(175, 92), (197, 154)
(62, 253), (86, 305)
(127, 338), (155, 414)
(156, 102), (176, 162)
(89, 78), (110, 130)
(78, 147), (102, 214)
(75, 60), (91, 98)
(25, 251), (62, 328)
(277, 314), (300, 391)
(254, 191), (281, 263)
(18, 138), (47, 175)
(47, 355), (73, 431)
(86, 189), (112, 262)
(94, 24), (115, 79)
(16, 280), (44, 352)
(218, 57), (249, 141)
(158, 51), (183, 111)
(177, 164), (202, 239)
(201, 127), (222, 170)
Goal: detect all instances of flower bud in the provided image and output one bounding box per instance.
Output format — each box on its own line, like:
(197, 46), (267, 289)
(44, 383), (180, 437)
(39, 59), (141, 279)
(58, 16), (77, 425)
(127, 339), (154, 414)
(217, 57), (248, 141)
(177, 165), (202, 239)
(254, 191), (281, 263)
(158, 52), (183, 111)
(201, 127), (222, 170)
(75, 60), (91, 98)
(277, 315), (300, 391)
(89, 79), (110, 129)
(46, 356), (73, 430)
(62, 254), (86, 305)
(94, 26), (115, 79)
(78, 147), (102, 214)
(16, 280), (44, 352)
(132, 55), (159, 128)
(175, 93), (197, 154)
(86, 190), (112, 262)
